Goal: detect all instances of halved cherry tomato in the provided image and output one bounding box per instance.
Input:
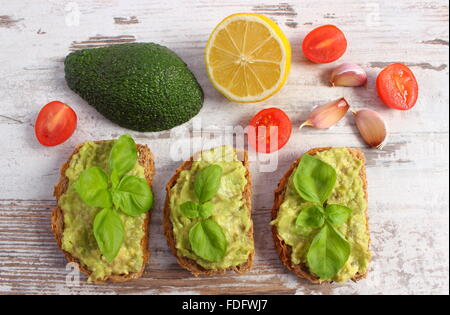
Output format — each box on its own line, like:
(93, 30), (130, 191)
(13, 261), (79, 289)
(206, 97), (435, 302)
(302, 25), (347, 63)
(248, 108), (292, 153)
(376, 63), (419, 110)
(35, 101), (77, 146)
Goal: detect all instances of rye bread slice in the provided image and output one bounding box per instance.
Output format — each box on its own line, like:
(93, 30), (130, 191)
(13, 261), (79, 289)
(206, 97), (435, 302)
(163, 148), (254, 276)
(51, 141), (154, 283)
(272, 147), (370, 283)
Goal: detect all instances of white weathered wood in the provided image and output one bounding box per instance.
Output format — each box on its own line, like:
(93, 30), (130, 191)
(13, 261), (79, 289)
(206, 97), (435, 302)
(0, 0), (448, 295)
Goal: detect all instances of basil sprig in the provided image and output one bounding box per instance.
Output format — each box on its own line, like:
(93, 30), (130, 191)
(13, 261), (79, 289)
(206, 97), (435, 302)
(74, 134), (153, 262)
(179, 165), (228, 262)
(293, 154), (353, 280)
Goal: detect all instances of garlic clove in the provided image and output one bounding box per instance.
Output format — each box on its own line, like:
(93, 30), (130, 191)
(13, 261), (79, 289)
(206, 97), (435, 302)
(353, 109), (387, 149)
(330, 63), (368, 87)
(300, 98), (350, 129)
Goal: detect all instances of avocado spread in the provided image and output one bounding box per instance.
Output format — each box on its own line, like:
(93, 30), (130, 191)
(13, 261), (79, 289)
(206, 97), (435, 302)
(169, 146), (253, 269)
(59, 141), (146, 282)
(271, 148), (371, 282)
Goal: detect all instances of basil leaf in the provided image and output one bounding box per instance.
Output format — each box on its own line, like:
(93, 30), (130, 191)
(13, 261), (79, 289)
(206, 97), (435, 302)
(93, 208), (124, 262)
(293, 154), (337, 204)
(325, 204), (352, 227)
(180, 201), (200, 219)
(74, 166), (112, 208)
(111, 169), (120, 189)
(306, 223), (351, 280)
(189, 219), (227, 262)
(199, 202), (214, 219)
(194, 165), (223, 203)
(112, 176), (153, 217)
(109, 134), (137, 178)
(296, 205), (325, 229)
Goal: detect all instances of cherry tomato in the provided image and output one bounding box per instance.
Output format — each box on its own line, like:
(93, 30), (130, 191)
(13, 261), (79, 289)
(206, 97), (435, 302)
(302, 25), (347, 63)
(248, 108), (292, 153)
(376, 63), (419, 110)
(35, 101), (77, 146)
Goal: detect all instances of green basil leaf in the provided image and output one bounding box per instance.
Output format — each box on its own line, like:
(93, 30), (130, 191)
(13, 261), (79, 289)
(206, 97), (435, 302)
(325, 204), (352, 227)
(293, 154), (337, 204)
(109, 134), (137, 178)
(189, 219), (227, 262)
(112, 176), (153, 216)
(306, 223), (351, 280)
(199, 202), (214, 219)
(74, 166), (112, 208)
(93, 208), (124, 262)
(296, 205), (325, 229)
(194, 165), (223, 203)
(180, 201), (200, 219)
(111, 169), (120, 189)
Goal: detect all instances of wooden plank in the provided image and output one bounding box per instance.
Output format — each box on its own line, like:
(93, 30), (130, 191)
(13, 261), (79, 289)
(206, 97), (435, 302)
(0, 194), (448, 295)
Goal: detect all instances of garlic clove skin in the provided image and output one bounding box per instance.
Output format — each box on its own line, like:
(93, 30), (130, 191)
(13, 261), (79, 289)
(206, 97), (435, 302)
(353, 109), (387, 149)
(300, 98), (350, 129)
(331, 63), (368, 87)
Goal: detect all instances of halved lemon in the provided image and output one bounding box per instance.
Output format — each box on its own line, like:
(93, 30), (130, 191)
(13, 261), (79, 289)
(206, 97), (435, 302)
(205, 13), (291, 103)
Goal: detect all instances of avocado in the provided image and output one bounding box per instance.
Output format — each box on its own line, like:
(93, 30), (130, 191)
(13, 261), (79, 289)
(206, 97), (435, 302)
(64, 43), (204, 132)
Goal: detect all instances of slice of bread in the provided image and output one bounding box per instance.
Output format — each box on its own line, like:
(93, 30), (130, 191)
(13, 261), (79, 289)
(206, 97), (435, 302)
(51, 141), (154, 283)
(272, 147), (370, 283)
(163, 148), (254, 276)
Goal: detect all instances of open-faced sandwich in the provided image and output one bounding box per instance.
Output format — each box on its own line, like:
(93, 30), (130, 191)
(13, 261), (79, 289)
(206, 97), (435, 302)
(163, 146), (254, 276)
(271, 147), (371, 283)
(52, 134), (154, 283)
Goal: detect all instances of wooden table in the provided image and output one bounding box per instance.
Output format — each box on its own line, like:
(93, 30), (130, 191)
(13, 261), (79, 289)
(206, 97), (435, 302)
(0, 0), (448, 295)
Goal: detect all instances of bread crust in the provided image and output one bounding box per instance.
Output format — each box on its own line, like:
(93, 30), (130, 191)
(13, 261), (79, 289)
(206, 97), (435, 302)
(51, 141), (154, 283)
(271, 147), (370, 284)
(163, 149), (254, 276)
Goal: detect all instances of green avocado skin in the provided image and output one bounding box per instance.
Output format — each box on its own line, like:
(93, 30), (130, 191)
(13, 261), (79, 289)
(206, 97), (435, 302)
(64, 43), (204, 132)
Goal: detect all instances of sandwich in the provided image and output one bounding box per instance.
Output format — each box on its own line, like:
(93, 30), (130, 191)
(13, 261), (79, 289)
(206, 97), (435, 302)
(163, 145), (254, 276)
(52, 134), (154, 282)
(271, 147), (371, 283)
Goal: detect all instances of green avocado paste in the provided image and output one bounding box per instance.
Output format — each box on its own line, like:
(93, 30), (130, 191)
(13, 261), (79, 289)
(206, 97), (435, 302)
(169, 146), (254, 270)
(271, 148), (371, 282)
(58, 141), (146, 282)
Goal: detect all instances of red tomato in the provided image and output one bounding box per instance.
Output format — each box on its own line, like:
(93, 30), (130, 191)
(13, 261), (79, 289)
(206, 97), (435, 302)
(376, 63), (419, 110)
(302, 25), (347, 63)
(248, 108), (292, 153)
(35, 101), (77, 146)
